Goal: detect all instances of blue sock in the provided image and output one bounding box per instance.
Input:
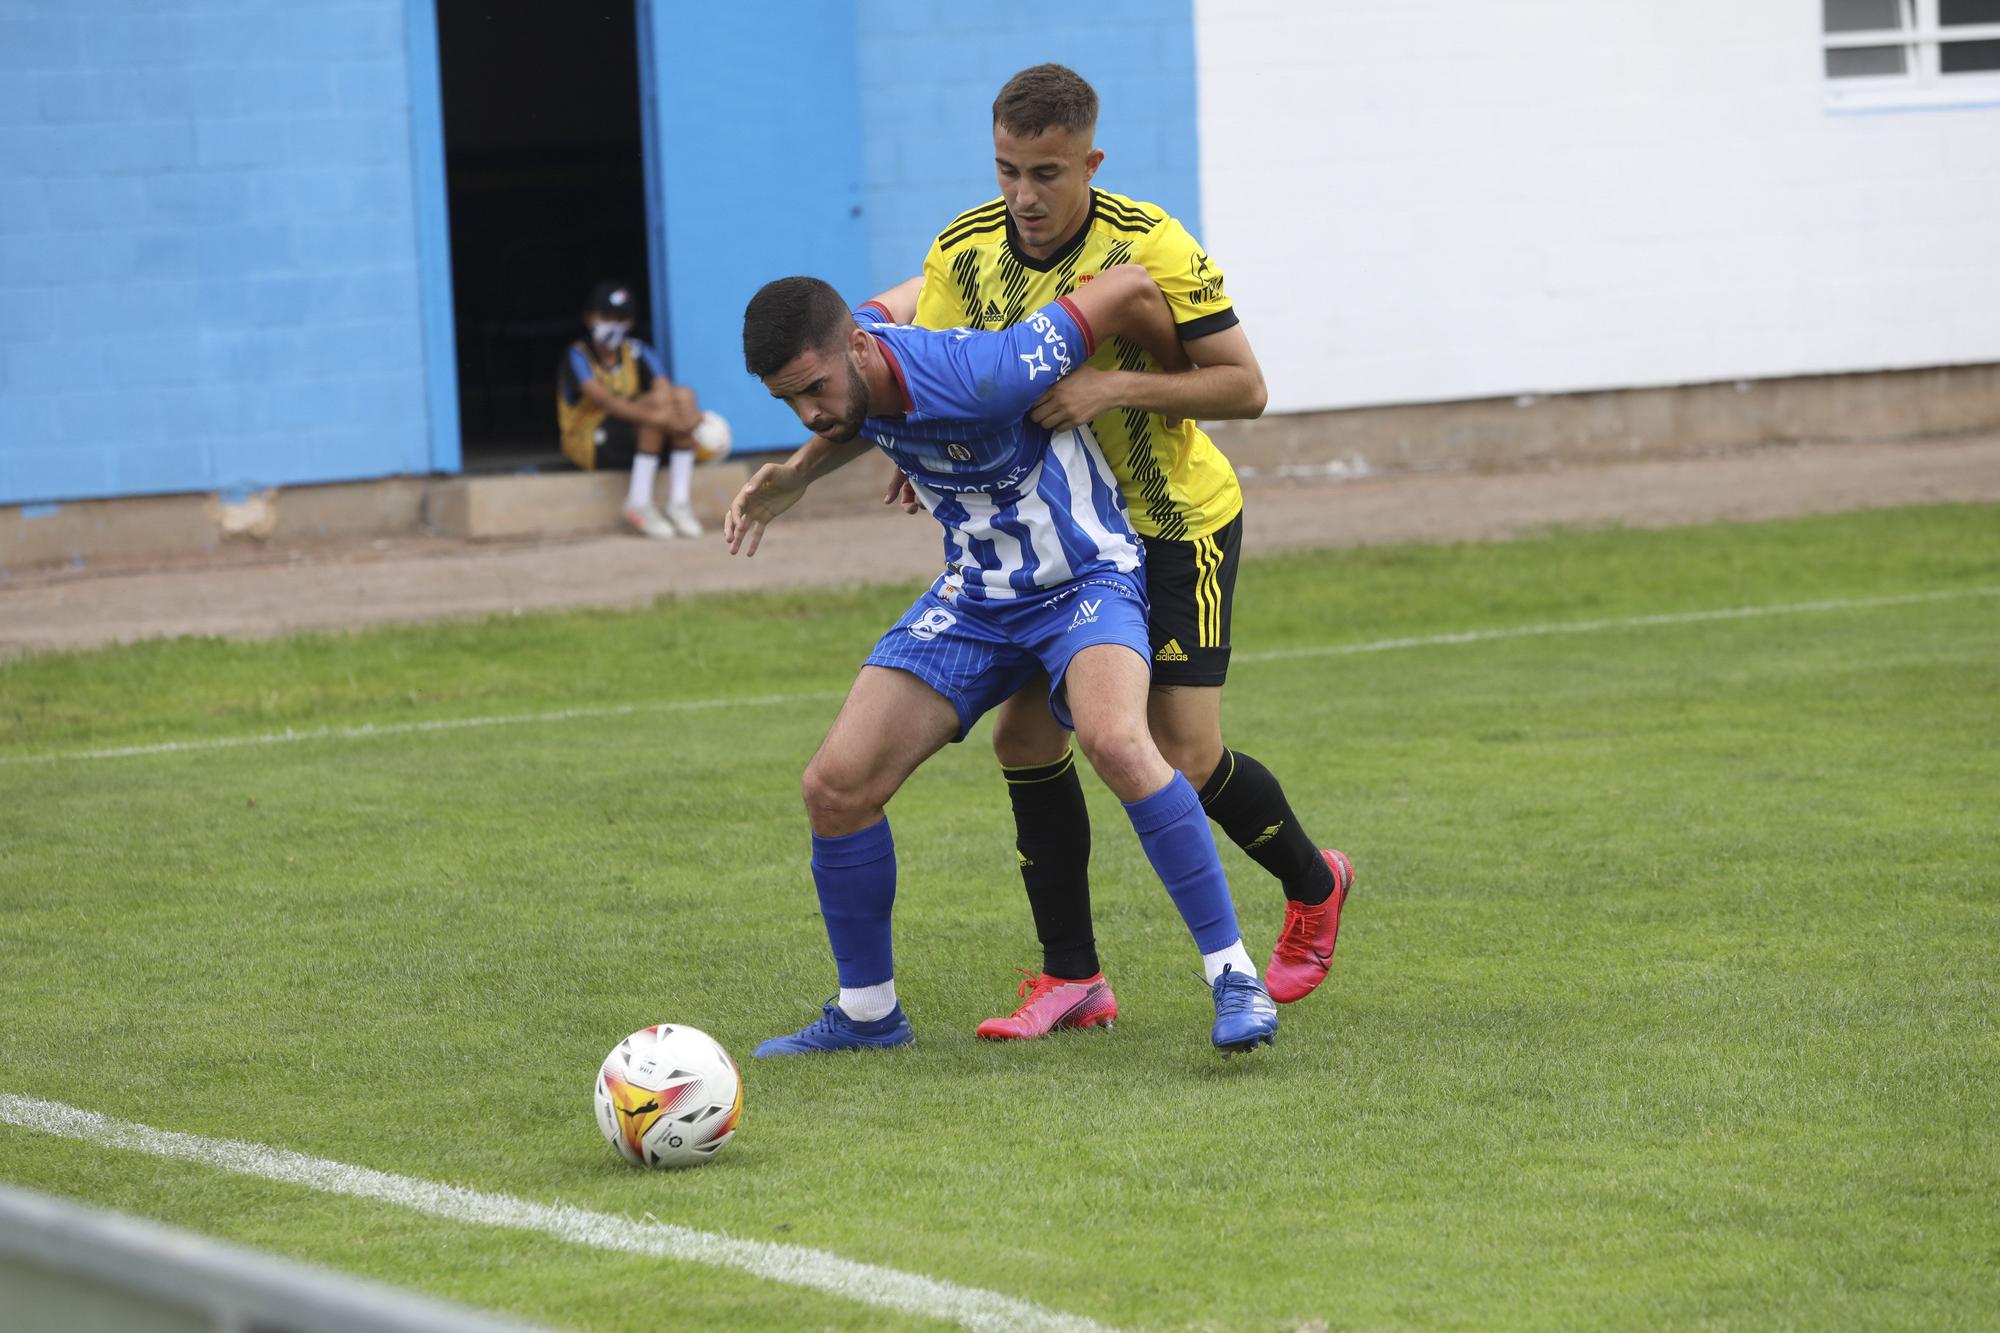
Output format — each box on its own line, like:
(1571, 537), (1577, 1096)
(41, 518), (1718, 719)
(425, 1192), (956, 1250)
(811, 818), (897, 988)
(1123, 773), (1242, 953)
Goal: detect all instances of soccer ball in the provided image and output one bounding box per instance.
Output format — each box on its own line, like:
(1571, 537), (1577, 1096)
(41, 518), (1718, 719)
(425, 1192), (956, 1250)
(692, 410), (732, 463)
(594, 1025), (743, 1168)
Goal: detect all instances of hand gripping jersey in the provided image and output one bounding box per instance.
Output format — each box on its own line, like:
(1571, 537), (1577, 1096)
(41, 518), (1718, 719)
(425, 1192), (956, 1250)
(916, 188), (1244, 543)
(852, 296), (1140, 603)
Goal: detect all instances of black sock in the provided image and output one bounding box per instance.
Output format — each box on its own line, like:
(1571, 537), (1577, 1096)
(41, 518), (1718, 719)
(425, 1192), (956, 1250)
(1003, 750), (1098, 979)
(1196, 750), (1334, 905)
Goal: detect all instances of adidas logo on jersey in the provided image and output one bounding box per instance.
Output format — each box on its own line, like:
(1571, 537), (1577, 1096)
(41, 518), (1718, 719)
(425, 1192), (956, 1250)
(981, 300), (1004, 327)
(1155, 638), (1190, 662)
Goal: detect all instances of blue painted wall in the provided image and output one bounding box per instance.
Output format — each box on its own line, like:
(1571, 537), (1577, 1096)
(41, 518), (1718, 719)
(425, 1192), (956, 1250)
(637, 1), (870, 458)
(0, 0), (441, 506)
(638, 0), (1199, 454)
(0, 1), (1199, 500)
(855, 0), (1201, 300)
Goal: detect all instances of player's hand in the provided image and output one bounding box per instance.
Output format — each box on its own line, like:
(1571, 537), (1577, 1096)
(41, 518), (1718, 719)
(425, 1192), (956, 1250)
(724, 463), (806, 557)
(882, 469), (921, 514)
(1029, 366), (1123, 433)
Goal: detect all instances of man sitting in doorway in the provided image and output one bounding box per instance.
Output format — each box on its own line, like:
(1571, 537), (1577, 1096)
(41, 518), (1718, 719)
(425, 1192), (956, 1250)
(556, 280), (707, 539)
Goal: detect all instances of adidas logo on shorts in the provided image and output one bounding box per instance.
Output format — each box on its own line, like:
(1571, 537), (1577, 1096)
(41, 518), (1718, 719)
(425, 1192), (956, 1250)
(1155, 638), (1190, 663)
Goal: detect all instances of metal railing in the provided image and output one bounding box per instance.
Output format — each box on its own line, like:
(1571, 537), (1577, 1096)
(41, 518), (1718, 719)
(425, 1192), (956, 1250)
(0, 1185), (546, 1333)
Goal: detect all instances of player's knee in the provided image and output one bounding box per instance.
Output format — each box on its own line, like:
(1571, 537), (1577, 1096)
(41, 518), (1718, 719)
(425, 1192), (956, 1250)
(991, 709), (1067, 769)
(1074, 720), (1164, 802)
(801, 757), (873, 831)
(1156, 734), (1225, 788)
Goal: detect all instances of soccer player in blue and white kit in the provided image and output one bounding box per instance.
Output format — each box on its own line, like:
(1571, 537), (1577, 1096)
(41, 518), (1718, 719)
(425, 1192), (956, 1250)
(732, 263), (1280, 1056)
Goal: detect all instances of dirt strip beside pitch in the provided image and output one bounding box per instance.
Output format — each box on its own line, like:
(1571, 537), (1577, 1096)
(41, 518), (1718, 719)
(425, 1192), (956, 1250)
(3, 436), (1997, 659)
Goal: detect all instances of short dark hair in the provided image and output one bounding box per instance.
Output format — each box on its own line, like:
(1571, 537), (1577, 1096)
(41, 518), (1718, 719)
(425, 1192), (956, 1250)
(992, 63), (1098, 139)
(742, 276), (851, 379)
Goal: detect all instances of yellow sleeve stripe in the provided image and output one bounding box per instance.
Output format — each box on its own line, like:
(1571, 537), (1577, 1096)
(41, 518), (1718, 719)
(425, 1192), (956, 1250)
(942, 197), (1005, 230)
(1093, 191), (1162, 230)
(1095, 211), (1155, 238)
(939, 219), (1007, 254)
(938, 201), (1008, 250)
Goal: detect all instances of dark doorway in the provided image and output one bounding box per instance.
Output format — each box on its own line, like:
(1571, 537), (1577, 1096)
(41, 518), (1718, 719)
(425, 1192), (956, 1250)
(437, 1), (651, 468)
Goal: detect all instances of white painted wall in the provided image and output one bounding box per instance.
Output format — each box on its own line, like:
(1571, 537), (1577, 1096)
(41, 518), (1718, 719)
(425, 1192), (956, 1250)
(1194, 1), (2000, 413)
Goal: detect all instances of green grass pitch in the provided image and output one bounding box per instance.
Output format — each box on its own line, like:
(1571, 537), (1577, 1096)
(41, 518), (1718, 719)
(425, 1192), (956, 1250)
(2, 504), (1996, 1330)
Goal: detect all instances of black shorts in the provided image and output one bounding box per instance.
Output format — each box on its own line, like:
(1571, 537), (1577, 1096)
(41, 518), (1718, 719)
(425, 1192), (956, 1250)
(589, 418), (639, 471)
(1140, 511), (1242, 688)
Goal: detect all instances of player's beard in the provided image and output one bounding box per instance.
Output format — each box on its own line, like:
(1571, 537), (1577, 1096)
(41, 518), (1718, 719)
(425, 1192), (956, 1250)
(815, 358), (871, 443)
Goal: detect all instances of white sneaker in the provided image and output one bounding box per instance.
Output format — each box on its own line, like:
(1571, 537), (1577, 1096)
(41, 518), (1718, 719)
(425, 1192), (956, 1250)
(665, 502), (704, 538)
(623, 502), (677, 539)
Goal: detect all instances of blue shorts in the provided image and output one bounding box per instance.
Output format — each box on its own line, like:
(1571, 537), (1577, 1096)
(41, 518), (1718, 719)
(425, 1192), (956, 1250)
(864, 570), (1150, 740)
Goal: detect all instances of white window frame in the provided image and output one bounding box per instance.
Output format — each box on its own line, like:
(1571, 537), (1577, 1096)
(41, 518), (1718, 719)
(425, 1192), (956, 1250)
(1823, 0), (2000, 111)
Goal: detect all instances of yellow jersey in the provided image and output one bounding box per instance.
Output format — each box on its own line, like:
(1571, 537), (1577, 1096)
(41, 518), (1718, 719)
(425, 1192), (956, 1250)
(555, 338), (662, 470)
(914, 188), (1243, 542)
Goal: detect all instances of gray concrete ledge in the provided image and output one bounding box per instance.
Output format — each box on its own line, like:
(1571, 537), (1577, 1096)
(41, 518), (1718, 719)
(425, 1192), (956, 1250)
(4, 362), (1995, 574)
(6, 434), (1996, 660)
(1206, 362), (2000, 477)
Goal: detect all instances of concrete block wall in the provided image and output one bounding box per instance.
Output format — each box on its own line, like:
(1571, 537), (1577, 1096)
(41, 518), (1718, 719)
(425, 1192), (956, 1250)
(1195, 0), (2000, 415)
(637, 1), (1202, 456)
(640, 3), (870, 457)
(19, 0), (1995, 520)
(0, 0), (436, 506)
(854, 0), (1201, 297)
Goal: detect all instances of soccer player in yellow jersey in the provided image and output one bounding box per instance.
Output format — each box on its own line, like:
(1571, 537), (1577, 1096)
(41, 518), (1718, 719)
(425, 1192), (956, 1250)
(919, 65), (1356, 1038)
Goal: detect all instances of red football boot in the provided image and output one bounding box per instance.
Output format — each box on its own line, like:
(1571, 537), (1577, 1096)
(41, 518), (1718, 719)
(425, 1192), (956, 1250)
(975, 969), (1119, 1040)
(1265, 849), (1355, 1003)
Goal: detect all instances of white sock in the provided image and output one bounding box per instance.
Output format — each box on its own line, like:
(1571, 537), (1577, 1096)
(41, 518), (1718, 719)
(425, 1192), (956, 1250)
(667, 447), (694, 508)
(838, 980), (897, 1022)
(627, 451), (660, 510)
(1201, 940), (1256, 985)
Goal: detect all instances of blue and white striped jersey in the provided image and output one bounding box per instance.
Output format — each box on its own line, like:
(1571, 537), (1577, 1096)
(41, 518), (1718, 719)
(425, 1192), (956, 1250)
(853, 296), (1141, 602)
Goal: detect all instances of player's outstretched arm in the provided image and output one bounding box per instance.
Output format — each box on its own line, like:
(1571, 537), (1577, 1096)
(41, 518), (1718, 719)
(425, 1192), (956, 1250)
(926, 266), (1178, 435)
(1057, 264), (1187, 375)
(723, 432), (874, 557)
(1032, 321), (1265, 434)
(861, 276), (924, 325)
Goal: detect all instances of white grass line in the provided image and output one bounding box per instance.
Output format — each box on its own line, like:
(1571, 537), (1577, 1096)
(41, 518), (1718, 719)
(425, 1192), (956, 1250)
(8, 586), (1995, 768)
(1233, 585), (2000, 665)
(0, 690), (845, 766)
(0, 1093), (1117, 1333)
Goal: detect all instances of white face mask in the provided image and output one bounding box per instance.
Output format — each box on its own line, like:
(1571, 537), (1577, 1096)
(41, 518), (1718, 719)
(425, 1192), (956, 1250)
(591, 320), (629, 350)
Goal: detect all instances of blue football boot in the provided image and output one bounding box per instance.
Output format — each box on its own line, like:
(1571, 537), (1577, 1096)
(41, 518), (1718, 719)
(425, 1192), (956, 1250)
(1210, 964), (1279, 1055)
(753, 999), (916, 1057)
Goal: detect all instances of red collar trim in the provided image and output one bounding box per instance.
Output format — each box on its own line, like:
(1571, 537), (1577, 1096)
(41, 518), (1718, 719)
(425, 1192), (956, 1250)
(870, 333), (916, 414)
